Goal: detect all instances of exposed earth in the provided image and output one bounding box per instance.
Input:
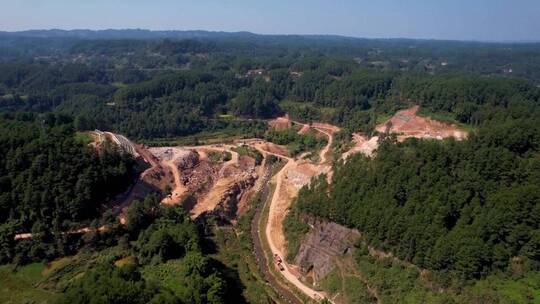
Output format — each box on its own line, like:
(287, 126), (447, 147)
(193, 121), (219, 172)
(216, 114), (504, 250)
(342, 106), (467, 162)
(375, 106), (467, 141)
(14, 107), (468, 303)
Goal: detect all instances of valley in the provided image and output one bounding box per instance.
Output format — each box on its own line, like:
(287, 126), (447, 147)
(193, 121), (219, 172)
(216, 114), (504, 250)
(16, 107), (466, 303)
(1, 28), (540, 304)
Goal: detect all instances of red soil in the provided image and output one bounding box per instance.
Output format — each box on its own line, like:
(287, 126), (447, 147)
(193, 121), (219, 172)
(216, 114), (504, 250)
(375, 106), (467, 141)
(269, 116), (292, 131)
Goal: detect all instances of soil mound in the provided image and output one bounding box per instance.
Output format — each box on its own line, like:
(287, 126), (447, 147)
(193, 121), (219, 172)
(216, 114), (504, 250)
(375, 106), (467, 140)
(269, 116), (292, 131)
(342, 134), (379, 160)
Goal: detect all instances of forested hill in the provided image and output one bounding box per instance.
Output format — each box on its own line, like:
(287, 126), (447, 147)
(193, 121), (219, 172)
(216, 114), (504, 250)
(0, 29), (259, 39)
(1, 31), (540, 303)
(293, 79), (540, 281)
(0, 113), (134, 263)
(1, 34), (539, 140)
(0, 113), (248, 303)
(1, 30), (540, 80)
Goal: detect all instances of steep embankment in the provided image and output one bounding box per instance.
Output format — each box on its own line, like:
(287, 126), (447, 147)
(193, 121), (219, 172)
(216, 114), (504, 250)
(254, 122), (339, 302)
(285, 107), (475, 302)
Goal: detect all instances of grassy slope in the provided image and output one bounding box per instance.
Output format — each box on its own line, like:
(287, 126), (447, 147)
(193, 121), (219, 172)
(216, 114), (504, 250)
(353, 247), (540, 304)
(140, 118), (267, 147)
(319, 267), (375, 304)
(142, 129), (246, 146)
(74, 131), (93, 145)
(0, 263), (59, 304)
(232, 146), (263, 165)
(0, 246), (129, 304)
(463, 271), (540, 303)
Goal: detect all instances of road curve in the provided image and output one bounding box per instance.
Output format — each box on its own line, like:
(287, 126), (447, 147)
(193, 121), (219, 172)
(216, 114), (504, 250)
(313, 127), (333, 165)
(253, 142), (330, 303)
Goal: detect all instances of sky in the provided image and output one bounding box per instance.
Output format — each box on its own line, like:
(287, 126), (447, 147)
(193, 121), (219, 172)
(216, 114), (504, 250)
(1, 0), (539, 41)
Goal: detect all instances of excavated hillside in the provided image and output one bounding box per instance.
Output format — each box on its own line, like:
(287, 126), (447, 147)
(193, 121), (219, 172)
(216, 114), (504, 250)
(145, 144), (262, 222)
(342, 106), (469, 161)
(375, 106), (468, 141)
(294, 217), (360, 283)
(281, 107), (471, 302)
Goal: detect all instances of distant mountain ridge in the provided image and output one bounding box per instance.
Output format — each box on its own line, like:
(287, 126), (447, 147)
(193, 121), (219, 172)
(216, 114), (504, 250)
(0, 29), (261, 39)
(1, 29), (540, 44)
(0, 29), (359, 40)
(0, 29), (483, 43)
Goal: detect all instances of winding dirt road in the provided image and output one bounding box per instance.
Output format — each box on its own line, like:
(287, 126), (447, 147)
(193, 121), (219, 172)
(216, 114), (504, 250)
(161, 158), (186, 205)
(267, 158), (329, 302)
(15, 128), (338, 302)
(254, 127), (336, 303)
(313, 127), (333, 164)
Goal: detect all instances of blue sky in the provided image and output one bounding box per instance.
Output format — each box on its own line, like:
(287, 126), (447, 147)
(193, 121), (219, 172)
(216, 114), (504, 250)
(1, 0), (539, 41)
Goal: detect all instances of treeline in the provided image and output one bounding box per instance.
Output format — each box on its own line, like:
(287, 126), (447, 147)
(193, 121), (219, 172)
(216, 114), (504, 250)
(2, 37), (540, 142)
(293, 98), (540, 280)
(394, 74), (540, 125)
(3, 33), (540, 80)
(0, 113), (134, 264)
(284, 72), (540, 134)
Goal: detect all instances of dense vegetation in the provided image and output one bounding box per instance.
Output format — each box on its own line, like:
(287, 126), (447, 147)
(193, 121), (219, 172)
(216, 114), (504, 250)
(2, 195), (244, 304)
(2, 33), (540, 141)
(292, 96), (540, 282)
(265, 127), (327, 156)
(0, 114), (239, 303)
(0, 113), (134, 264)
(56, 201), (234, 304)
(0, 113), (249, 303)
(2, 31), (540, 302)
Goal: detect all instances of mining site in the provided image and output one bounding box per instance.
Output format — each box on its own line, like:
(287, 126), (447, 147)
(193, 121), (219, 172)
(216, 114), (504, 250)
(80, 107), (468, 304)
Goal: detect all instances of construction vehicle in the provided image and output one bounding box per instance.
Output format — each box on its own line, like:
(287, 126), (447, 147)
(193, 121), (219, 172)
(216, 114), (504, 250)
(273, 254), (285, 271)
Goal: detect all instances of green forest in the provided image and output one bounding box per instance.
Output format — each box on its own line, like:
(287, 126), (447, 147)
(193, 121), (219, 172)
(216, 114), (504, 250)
(0, 113), (134, 264)
(1, 35), (539, 140)
(1, 31), (540, 303)
(56, 198), (237, 304)
(0, 115), (244, 303)
(288, 81), (540, 301)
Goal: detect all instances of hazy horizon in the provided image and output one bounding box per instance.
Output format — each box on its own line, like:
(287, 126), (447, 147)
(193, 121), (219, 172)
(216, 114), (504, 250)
(1, 0), (539, 42)
(2, 28), (540, 44)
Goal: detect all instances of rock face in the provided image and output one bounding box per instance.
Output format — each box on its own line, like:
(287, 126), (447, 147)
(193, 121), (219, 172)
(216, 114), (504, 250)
(176, 150), (199, 169)
(206, 174), (257, 220)
(295, 218), (360, 282)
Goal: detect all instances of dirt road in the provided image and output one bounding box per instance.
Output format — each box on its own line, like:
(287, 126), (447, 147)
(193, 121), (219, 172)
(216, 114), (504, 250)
(250, 160), (304, 304)
(313, 127), (332, 164)
(264, 157), (329, 302)
(252, 136), (333, 303)
(290, 120), (337, 165)
(15, 225), (108, 240)
(161, 158), (187, 205)
(291, 120), (310, 135)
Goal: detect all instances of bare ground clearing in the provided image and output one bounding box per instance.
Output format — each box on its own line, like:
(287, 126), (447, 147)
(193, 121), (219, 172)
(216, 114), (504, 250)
(343, 106), (468, 161)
